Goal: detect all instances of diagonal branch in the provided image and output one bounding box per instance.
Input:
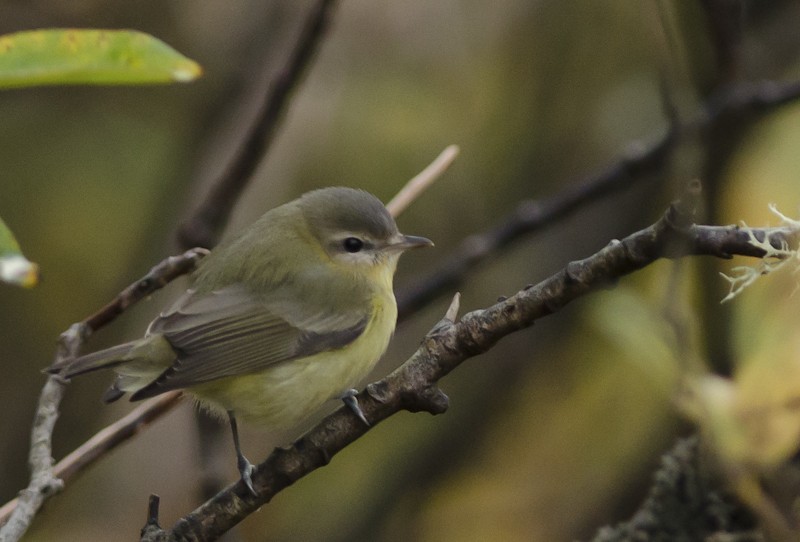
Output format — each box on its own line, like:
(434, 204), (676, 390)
(699, 0), (744, 86)
(0, 393), (181, 527)
(0, 249), (207, 540)
(397, 76), (800, 319)
(177, 0), (339, 250)
(142, 195), (800, 541)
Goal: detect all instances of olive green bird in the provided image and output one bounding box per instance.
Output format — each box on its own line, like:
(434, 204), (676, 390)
(49, 187), (432, 494)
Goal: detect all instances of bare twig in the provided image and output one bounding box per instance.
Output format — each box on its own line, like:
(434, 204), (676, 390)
(174, 0), (340, 506)
(142, 198), (800, 541)
(385, 145), (459, 218)
(177, 0), (339, 250)
(85, 249), (209, 334)
(0, 249), (206, 541)
(397, 134), (675, 318)
(0, 392), (182, 526)
(0, 377), (65, 542)
(699, 0), (744, 86)
(397, 77), (800, 319)
(47, 248), (209, 375)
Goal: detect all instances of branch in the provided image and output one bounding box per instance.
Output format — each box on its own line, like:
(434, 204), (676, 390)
(590, 437), (761, 541)
(0, 249), (207, 540)
(699, 0), (744, 86)
(0, 393), (181, 527)
(397, 76), (800, 319)
(385, 145), (459, 217)
(143, 196), (800, 540)
(83, 249), (210, 332)
(177, 0), (339, 250)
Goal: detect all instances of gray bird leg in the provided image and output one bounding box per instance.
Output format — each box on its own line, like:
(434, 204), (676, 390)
(228, 410), (257, 496)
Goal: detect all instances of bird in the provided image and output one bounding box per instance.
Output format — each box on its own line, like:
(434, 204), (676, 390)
(49, 187), (433, 494)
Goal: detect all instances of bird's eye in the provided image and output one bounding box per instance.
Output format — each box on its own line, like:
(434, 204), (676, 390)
(343, 237), (364, 253)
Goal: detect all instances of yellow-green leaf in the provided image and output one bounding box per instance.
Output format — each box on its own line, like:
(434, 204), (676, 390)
(0, 29), (202, 88)
(0, 216), (39, 288)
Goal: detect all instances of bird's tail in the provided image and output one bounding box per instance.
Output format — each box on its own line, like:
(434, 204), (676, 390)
(48, 341), (139, 379)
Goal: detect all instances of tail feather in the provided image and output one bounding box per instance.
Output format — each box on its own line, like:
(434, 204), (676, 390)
(49, 341), (138, 378)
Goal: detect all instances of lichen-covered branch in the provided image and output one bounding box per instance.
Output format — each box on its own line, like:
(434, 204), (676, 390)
(591, 437), (762, 541)
(177, 0), (339, 250)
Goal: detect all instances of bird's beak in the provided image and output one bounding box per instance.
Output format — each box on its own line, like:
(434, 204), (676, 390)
(390, 234), (434, 251)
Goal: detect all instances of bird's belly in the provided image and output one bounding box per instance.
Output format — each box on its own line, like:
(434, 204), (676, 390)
(189, 298), (396, 428)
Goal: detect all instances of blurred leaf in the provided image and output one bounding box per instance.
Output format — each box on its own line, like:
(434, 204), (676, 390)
(0, 216), (38, 288)
(585, 288), (680, 391)
(0, 29), (202, 88)
(682, 348), (800, 474)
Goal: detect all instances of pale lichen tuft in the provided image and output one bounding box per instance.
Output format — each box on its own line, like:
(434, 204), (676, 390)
(720, 204), (800, 303)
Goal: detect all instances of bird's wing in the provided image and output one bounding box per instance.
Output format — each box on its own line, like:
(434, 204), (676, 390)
(131, 285), (367, 400)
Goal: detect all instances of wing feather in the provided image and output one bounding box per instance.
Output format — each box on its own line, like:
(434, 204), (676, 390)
(131, 284), (367, 400)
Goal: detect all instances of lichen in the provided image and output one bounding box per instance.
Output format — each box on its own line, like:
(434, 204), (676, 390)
(720, 205), (800, 303)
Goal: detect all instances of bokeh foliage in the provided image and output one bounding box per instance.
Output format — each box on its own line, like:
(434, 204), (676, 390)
(2, 1), (800, 540)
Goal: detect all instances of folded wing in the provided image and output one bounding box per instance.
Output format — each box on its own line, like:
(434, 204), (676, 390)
(131, 284), (367, 400)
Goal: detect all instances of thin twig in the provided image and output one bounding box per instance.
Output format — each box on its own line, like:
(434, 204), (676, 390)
(385, 145), (459, 218)
(0, 249), (206, 541)
(699, 0), (744, 86)
(85, 249), (209, 334)
(177, 0), (339, 250)
(397, 134), (674, 318)
(397, 77), (800, 319)
(55, 393), (184, 482)
(0, 378), (65, 542)
(0, 392), (182, 526)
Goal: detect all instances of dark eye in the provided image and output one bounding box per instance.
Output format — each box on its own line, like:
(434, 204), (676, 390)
(343, 237), (364, 253)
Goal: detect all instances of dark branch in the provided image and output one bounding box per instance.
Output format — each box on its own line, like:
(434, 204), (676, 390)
(177, 0), (339, 250)
(48, 248), (208, 374)
(56, 393), (183, 484)
(590, 437), (760, 541)
(84, 248), (209, 333)
(700, 0), (744, 86)
(397, 77), (800, 319)
(144, 198), (800, 541)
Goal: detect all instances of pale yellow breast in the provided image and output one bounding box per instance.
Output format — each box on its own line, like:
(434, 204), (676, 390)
(189, 287), (398, 428)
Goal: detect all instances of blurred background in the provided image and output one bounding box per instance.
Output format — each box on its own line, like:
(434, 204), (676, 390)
(2, 1), (800, 540)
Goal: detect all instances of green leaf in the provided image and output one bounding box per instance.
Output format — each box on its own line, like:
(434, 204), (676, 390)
(0, 216), (39, 288)
(0, 29), (202, 88)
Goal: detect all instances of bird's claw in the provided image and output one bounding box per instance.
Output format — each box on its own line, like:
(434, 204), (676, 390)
(341, 389), (370, 427)
(237, 454), (257, 496)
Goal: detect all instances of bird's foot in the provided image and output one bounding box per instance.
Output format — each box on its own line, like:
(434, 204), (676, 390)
(228, 410), (258, 496)
(237, 453), (257, 497)
(340, 389), (370, 427)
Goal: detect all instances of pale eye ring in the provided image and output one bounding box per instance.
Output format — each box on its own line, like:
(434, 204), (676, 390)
(343, 237), (364, 253)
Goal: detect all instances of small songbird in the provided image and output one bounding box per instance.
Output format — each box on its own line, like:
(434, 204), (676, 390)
(49, 187), (433, 494)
